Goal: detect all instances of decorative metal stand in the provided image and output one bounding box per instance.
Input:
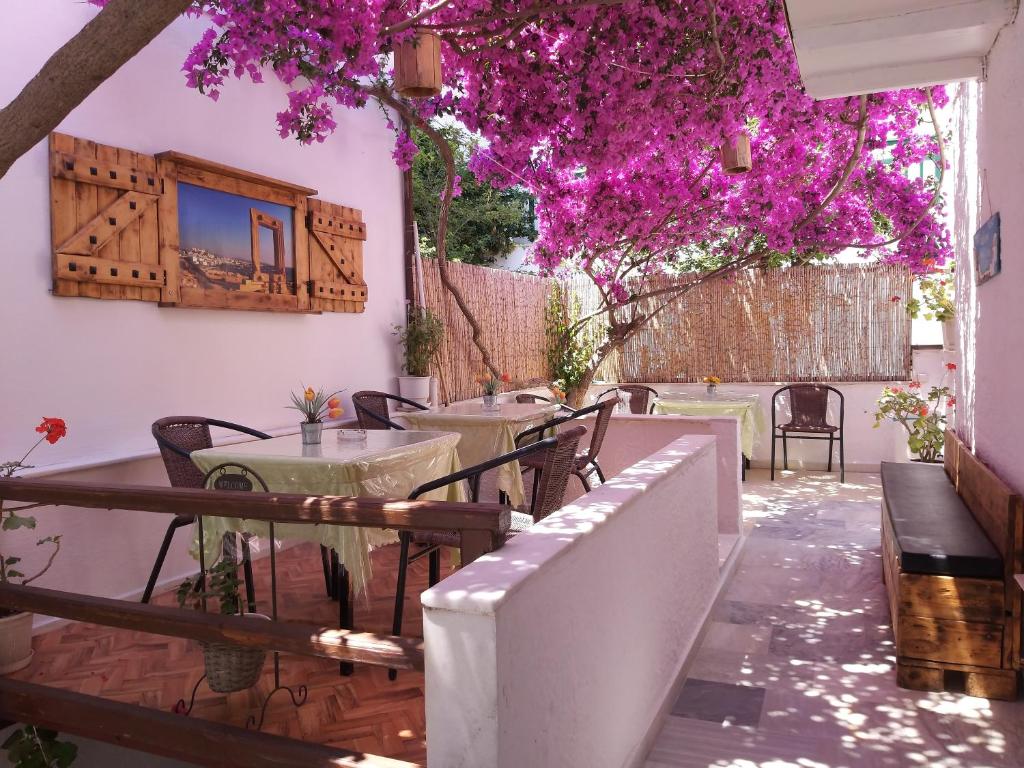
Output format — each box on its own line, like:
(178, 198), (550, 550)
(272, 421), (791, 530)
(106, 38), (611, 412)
(173, 466), (308, 730)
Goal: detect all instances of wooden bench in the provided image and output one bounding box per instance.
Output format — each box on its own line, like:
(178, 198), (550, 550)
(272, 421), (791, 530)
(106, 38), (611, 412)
(881, 429), (1022, 700)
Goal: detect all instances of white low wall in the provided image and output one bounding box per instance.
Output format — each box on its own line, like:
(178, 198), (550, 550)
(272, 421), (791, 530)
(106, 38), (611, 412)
(422, 435), (720, 768)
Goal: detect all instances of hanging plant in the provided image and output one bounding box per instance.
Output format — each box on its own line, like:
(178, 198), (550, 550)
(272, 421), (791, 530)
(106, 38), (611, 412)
(393, 30), (442, 99)
(720, 133), (752, 174)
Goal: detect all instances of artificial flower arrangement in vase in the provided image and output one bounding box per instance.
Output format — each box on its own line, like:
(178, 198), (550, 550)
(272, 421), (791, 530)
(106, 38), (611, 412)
(703, 375), (722, 397)
(476, 372), (511, 410)
(548, 382), (568, 406)
(873, 362), (957, 463)
(0, 418), (68, 674)
(288, 386), (344, 445)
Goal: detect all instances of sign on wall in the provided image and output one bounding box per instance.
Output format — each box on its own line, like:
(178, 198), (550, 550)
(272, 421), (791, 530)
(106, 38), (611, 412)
(48, 133), (367, 314)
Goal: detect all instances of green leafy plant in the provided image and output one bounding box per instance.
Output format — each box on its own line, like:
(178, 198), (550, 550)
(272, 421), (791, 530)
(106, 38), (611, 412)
(2, 726), (77, 768)
(287, 386), (344, 424)
(395, 307), (444, 377)
(545, 282), (599, 406)
(874, 363), (957, 462)
(1, 419), (68, 613)
(906, 262), (954, 322)
(177, 557), (244, 616)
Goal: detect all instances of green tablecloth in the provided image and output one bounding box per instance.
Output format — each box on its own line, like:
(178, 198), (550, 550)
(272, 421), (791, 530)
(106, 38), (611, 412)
(401, 402), (560, 507)
(653, 397), (765, 459)
(190, 430), (464, 594)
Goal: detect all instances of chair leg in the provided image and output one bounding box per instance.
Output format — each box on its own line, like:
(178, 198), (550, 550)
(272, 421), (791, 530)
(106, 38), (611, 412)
(141, 516), (188, 603)
(530, 469), (542, 517)
(337, 562), (353, 677)
(574, 470), (592, 494)
(330, 549), (340, 601)
(839, 433), (845, 484)
(389, 533), (412, 682)
(320, 545), (332, 598)
(827, 434), (834, 473)
(770, 434), (777, 481)
(428, 548), (441, 587)
(240, 535), (257, 614)
(593, 460), (606, 484)
(782, 432), (789, 470)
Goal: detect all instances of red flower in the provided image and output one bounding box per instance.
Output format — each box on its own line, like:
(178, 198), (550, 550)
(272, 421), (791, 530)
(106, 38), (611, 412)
(918, 406), (929, 417)
(908, 381), (921, 389)
(945, 362), (957, 371)
(890, 295), (902, 302)
(35, 417), (67, 445)
(947, 396), (957, 407)
(891, 387), (903, 394)
(500, 372), (512, 383)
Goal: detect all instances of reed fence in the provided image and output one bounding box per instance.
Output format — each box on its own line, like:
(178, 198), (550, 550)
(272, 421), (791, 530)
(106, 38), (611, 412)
(419, 259), (912, 399)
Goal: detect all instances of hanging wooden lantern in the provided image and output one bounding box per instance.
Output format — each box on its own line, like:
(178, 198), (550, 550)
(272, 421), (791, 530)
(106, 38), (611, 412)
(394, 30), (443, 99)
(721, 134), (752, 175)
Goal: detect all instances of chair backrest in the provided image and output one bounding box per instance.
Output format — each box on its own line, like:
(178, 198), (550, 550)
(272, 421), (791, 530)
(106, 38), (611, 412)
(772, 385), (844, 430)
(516, 393), (551, 405)
(618, 385), (658, 414)
(152, 417), (272, 490)
(351, 390), (426, 430)
(584, 396), (618, 461)
(531, 425), (588, 522)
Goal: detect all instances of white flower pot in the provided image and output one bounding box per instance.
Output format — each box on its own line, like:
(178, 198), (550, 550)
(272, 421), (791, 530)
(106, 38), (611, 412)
(942, 318), (957, 352)
(0, 611), (34, 674)
(398, 375), (432, 406)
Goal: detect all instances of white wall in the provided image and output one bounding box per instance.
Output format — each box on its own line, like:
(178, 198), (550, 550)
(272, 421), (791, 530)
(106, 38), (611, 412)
(422, 435), (720, 768)
(0, 5), (406, 605)
(949, 17), (1024, 495)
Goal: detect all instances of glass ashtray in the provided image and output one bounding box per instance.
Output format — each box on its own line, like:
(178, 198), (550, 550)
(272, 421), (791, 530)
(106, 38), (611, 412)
(336, 428), (368, 442)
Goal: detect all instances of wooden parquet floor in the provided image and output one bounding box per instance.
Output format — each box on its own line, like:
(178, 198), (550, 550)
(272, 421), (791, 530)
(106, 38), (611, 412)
(11, 541), (453, 765)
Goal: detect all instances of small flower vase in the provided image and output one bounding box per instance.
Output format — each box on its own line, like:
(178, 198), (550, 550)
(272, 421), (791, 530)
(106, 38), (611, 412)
(482, 394), (498, 410)
(300, 421), (323, 445)
(706, 384), (717, 398)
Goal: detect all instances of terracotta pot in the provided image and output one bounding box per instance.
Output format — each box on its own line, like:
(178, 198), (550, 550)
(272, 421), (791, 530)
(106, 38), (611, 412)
(394, 30), (442, 99)
(721, 134), (752, 175)
(0, 610), (34, 674)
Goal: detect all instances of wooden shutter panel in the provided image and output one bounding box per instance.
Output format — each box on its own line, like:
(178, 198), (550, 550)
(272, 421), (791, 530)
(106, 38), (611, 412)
(50, 133), (166, 301)
(307, 199), (367, 313)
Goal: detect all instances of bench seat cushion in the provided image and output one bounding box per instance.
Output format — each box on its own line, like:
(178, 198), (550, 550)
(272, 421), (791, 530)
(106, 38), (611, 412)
(881, 461), (1003, 579)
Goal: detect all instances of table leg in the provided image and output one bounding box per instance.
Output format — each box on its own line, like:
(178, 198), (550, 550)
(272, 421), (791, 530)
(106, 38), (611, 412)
(337, 561), (354, 676)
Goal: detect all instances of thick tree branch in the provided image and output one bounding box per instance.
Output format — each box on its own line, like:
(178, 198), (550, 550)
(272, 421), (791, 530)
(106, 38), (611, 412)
(0, 0), (191, 182)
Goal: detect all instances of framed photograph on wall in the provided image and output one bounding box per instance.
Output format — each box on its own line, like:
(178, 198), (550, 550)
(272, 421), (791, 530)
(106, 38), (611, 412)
(974, 212), (1001, 285)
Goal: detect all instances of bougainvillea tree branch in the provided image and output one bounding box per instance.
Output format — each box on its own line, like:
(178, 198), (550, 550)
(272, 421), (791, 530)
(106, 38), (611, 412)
(0, 0), (191, 181)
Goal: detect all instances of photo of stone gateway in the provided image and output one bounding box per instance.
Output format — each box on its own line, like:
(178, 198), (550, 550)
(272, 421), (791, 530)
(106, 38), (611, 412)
(177, 182), (297, 294)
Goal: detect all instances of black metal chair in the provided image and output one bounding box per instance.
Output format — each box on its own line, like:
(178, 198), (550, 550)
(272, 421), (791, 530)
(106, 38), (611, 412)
(599, 385), (659, 414)
(148, 417), (273, 608)
(515, 397), (618, 495)
(770, 385), (845, 483)
(352, 390), (428, 430)
(516, 393), (552, 404)
(389, 425), (588, 680)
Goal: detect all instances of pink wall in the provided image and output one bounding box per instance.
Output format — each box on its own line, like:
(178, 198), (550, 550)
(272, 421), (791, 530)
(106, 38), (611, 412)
(0, 4), (407, 609)
(949, 21), (1024, 494)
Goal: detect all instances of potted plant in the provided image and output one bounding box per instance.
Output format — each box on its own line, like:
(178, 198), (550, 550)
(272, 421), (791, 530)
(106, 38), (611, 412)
(176, 557), (268, 694)
(1, 418), (67, 674)
(288, 386), (343, 445)
(395, 307), (444, 406)
(476, 372), (512, 410)
(906, 263), (956, 351)
(703, 375), (722, 397)
(873, 363), (957, 463)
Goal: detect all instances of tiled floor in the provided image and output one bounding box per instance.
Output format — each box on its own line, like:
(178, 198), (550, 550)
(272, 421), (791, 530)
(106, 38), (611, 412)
(645, 469), (1024, 768)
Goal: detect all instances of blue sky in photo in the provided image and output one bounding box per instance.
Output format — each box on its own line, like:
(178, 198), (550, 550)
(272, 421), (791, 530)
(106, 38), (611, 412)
(178, 182), (295, 267)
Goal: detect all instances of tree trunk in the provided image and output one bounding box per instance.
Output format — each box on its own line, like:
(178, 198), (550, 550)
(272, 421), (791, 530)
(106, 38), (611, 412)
(0, 0), (190, 181)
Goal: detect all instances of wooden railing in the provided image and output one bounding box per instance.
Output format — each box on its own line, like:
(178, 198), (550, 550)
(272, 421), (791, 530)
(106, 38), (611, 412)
(0, 477), (513, 767)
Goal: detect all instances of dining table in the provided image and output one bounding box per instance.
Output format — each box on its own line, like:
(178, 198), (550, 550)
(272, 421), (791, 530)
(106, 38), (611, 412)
(652, 391), (765, 460)
(189, 429), (465, 595)
(399, 400), (562, 508)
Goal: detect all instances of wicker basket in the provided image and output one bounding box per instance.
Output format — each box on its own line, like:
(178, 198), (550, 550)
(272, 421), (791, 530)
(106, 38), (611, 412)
(200, 614), (268, 693)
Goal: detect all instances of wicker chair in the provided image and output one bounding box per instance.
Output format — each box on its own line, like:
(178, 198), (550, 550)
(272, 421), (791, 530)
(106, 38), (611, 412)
(515, 397), (618, 494)
(352, 390), (428, 430)
(389, 425), (587, 679)
(598, 385), (659, 414)
(770, 385), (845, 483)
(515, 393), (552, 405)
(148, 417), (272, 607)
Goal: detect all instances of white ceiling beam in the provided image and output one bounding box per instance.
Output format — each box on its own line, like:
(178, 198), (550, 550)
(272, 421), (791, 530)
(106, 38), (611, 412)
(792, 0), (1015, 50)
(803, 56), (984, 99)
